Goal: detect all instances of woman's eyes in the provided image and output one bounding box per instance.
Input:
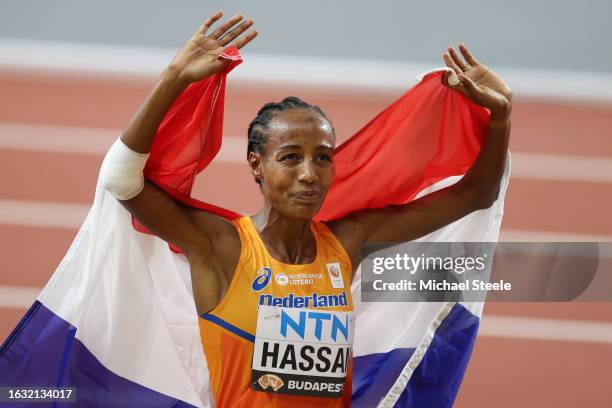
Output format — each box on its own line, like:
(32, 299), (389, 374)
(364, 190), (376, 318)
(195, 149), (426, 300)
(281, 153), (300, 161)
(279, 153), (332, 162)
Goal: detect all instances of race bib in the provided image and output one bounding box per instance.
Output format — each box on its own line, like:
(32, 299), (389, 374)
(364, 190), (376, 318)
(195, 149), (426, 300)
(251, 305), (354, 398)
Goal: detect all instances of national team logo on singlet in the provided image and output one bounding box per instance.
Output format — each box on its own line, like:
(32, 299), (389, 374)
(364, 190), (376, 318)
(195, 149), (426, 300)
(326, 263), (345, 289)
(251, 305), (354, 398)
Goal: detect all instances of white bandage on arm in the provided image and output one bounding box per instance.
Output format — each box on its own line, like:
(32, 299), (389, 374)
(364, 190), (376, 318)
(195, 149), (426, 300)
(99, 137), (150, 200)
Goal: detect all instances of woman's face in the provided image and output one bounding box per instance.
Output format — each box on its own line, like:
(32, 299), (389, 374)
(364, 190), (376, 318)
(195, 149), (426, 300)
(249, 109), (335, 219)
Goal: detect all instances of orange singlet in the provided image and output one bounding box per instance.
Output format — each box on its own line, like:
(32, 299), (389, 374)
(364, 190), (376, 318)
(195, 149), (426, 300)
(198, 216), (354, 407)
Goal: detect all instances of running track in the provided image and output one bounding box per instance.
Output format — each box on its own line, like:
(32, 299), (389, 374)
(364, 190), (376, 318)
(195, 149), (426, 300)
(0, 68), (611, 407)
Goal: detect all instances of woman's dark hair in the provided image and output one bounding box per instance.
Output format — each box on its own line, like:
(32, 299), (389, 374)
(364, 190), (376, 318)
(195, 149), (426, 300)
(247, 96), (333, 158)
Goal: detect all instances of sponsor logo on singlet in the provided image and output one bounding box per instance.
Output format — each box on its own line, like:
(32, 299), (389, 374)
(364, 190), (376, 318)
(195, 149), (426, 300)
(275, 272), (289, 286)
(255, 268), (325, 288)
(283, 272), (324, 285)
(251, 267), (273, 292)
(251, 305), (354, 398)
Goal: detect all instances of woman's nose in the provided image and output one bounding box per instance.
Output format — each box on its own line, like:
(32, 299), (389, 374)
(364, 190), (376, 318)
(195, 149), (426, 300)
(297, 159), (318, 183)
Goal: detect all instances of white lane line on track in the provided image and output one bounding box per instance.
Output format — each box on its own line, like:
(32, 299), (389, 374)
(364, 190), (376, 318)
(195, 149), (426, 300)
(511, 153), (612, 183)
(2, 198), (612, 244)
(479, 315), (612, 344)
(499, 229), (612, 242)
(1, 38), (612, 102)
(0, 122), (246, 163)
(1, 284), (611, 345)
(0, 123), (118, 155)
(0, 285), (40, 309)
(0, 199), (89, 229)
(2, 122), (612, 183)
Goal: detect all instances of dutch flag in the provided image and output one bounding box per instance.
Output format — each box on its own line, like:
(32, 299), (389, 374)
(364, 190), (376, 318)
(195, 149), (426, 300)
(0, 47), (510, 407)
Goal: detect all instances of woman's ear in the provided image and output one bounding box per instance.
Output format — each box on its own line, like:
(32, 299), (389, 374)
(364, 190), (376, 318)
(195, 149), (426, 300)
(248, 151), (263, 184)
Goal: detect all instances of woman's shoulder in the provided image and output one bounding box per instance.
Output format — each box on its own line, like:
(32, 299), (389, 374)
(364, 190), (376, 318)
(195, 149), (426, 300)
(323, 218), (364, 242)
(321, 218), (366, 271)
(184, 211), (244, 315)
(186, 208), (242, 239)
(186, 208), (243, 265)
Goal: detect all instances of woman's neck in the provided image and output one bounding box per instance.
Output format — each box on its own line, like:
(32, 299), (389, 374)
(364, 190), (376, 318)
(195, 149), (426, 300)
(251, 206), (316, 264)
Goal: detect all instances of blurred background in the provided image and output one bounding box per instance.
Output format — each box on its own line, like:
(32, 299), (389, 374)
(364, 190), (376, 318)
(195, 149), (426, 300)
(0, 0), (611, 406)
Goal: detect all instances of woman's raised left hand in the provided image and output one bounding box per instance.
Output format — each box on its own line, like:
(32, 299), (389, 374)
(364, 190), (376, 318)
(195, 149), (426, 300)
(442, 44), (513, 120)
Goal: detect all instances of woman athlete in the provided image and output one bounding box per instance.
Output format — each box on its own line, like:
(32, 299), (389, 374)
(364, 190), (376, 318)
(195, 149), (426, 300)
(105, 11), (512, 407)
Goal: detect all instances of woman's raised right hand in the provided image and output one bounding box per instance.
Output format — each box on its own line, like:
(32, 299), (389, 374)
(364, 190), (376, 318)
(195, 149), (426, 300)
(168, 11), (257, 84)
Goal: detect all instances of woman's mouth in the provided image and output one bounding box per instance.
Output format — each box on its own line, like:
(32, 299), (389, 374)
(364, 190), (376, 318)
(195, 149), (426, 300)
(291, 191), (321, 204)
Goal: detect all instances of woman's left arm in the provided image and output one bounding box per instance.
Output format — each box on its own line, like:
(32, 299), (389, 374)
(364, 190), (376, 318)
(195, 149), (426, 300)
(339, 44), (512, 244)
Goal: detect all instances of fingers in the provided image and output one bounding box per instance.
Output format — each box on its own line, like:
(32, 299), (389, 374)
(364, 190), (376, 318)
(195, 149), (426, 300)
(195, 12), (257, 50)
(441, 70), (476, 98)
(233, 29), (258, 50)
(442, 52), (462, 75)
(443, 44), (479, 74)
(457, 73), (479, 94)
(218, 18), (254, 46)
(459, 43), (479, 66)
(208, 13), (245, 40)
(441, 70), (452, 87)
(197, 11), (223, 36)
(448, 47), (468, 71)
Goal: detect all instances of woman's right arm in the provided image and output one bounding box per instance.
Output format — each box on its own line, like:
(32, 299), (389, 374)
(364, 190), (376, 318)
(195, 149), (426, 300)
(101, 11), (257, 257)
